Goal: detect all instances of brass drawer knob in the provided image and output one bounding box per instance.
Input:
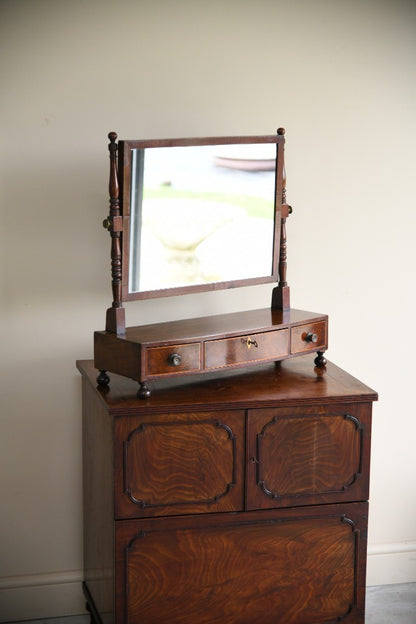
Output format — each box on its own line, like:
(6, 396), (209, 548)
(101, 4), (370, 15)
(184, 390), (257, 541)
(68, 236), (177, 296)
(168, 353), (182, 366)
(305, 332), (318, 343)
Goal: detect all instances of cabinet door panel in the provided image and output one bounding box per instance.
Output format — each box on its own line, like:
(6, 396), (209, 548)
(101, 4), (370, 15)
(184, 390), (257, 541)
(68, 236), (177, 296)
(247, 403), (371, 510)
(116, 503), (367, 624)
(115, 410), (245, 518)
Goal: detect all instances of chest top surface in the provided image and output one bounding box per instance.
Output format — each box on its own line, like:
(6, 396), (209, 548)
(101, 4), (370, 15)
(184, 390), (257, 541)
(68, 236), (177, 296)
(77, 355), (377, 415)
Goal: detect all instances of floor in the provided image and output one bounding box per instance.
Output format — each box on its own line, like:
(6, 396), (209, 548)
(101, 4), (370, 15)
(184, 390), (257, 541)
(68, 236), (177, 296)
(365, 584), (416, 624)
(4, 583), (416, 624)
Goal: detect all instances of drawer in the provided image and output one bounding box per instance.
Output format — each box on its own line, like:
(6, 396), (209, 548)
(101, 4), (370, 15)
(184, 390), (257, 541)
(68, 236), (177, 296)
(145, 343), (201, 377)
(116, 503), (368, 624)
(290, 320), (327, 354)
(205, 329), (289, 369)
(115, 411), (245, 518)
(247, 402), (371, 510)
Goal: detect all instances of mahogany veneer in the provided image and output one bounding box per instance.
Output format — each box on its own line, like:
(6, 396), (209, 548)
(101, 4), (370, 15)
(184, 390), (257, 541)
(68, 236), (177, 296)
(79, 355), (377, 624)
(94, 307), (328, 398)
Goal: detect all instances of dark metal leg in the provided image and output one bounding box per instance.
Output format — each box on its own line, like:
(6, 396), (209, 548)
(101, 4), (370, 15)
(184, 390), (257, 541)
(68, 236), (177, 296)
(83, 582), (102, 624)
(85, 601), (93, 624)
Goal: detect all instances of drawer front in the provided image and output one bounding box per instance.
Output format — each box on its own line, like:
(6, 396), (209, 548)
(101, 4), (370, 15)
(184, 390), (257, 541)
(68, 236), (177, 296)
(205, 329), (289, 369)
(116, 503), (368, 624)
(115, 411), (245, 518)
(145, 343), (201, 377)
(247, 403), (372, 510)
(290, 320), (327, 354)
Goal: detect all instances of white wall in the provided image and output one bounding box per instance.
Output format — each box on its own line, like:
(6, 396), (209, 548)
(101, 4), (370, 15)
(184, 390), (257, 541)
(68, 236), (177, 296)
(1, 0), (415, 619)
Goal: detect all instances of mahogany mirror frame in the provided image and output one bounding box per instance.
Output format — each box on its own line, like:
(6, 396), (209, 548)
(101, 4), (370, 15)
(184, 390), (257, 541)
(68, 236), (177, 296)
(103, 129), (290, 334)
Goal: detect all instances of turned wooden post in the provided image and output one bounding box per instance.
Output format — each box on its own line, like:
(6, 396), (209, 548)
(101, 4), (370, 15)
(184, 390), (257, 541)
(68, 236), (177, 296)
(104, 132), (125, 334)
(272, 128), (291, 311)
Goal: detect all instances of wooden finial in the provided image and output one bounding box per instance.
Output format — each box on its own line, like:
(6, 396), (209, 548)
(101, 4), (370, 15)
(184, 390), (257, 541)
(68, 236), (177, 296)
(277, 127), (285, 135)
(108, 132), (119, 201)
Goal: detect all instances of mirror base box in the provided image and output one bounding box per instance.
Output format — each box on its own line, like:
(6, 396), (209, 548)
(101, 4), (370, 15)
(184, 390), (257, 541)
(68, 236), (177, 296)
(94, 307), (328, 396)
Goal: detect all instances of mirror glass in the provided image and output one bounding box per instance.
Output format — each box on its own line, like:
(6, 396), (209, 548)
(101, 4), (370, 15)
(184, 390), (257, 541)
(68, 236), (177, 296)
(128, 142), (277, 294)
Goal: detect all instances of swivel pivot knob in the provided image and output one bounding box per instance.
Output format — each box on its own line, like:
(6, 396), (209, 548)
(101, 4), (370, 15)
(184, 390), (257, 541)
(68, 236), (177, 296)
(102, 217), (112, 231)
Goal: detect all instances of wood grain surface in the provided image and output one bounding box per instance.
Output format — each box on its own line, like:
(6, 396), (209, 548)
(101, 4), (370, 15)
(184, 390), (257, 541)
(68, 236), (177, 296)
(116, 503), (368, 624)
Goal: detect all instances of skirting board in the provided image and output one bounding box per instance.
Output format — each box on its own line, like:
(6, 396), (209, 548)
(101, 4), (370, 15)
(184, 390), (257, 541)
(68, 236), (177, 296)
(0, 571), (85, 622)
(1, 545), (416, 622)
(366, 542), (416, 586)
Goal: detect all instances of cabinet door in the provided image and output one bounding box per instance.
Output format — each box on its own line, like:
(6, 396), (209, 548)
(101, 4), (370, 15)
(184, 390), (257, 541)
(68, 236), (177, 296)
(246, 403), (371, 510)
(115, 410), (245, 518)
(116, 502), (368, 624)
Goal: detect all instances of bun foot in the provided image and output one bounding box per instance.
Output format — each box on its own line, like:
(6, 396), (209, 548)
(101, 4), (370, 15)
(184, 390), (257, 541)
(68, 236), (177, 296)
(96, 370), (110, 386)
(314, 351), (327, 367)
(138, 382), (151, 399)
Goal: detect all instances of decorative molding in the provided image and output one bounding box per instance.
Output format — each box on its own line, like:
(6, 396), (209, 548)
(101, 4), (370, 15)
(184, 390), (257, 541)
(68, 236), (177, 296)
(344, 413), (363, 430)
(341, 514), (358, 533)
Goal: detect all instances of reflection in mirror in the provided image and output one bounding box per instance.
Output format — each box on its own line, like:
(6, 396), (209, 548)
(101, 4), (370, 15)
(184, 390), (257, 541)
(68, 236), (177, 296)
(129, 143), (276, 294)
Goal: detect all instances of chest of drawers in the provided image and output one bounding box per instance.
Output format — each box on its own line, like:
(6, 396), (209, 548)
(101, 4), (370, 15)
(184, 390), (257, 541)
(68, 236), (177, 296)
(78, 355), (377, 624)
